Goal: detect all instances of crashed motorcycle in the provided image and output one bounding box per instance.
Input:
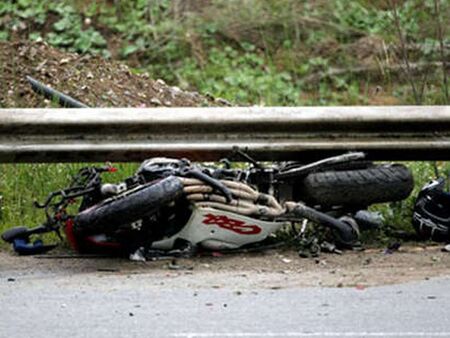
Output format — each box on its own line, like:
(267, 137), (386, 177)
(1, 151), (414, 260)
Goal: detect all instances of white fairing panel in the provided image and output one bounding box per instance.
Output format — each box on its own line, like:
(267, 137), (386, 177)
(151, 206), (287, 250)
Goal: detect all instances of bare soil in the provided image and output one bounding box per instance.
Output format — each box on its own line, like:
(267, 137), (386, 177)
(0, 41), (226, 108)
(1, 244), (450, 288)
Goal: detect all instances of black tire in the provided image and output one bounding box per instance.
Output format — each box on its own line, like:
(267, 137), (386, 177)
(296, 164), (414, 208)
(74, 176), (184, 235)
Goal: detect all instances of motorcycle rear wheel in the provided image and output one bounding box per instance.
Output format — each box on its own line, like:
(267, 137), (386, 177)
(295, 164), (414, 208)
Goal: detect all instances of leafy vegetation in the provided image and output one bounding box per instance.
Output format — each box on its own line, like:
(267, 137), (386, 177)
(0, 0), (108, 54)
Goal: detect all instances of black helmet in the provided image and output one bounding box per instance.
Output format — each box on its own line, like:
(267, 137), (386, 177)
(412, 177), (450, 242)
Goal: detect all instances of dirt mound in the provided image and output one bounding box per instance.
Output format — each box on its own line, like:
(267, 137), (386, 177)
(0, 41), (228, 108)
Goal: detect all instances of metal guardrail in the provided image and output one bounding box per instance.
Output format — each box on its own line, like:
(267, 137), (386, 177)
(0, 106), (449, 163)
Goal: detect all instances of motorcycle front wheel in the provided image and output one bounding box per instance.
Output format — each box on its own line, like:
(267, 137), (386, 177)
(73, 176), (184, 235)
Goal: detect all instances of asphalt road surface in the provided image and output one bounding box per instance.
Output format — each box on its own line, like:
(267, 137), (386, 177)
(1, 264), (450, 338)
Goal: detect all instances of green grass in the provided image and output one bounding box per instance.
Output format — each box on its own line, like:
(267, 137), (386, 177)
(0, 162), (139, 239)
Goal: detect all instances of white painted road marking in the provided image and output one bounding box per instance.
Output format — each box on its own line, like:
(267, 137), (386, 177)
(172, 333), (450, 337)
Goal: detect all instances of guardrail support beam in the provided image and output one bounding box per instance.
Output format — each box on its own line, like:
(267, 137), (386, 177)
(1, 106), (449, 162)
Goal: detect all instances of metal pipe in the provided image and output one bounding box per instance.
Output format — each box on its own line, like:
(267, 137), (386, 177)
(182, 179), (258, 197)
(26, 76), (89, 108)
(1, 106), (450, 162)
(184, 186), (256, 201)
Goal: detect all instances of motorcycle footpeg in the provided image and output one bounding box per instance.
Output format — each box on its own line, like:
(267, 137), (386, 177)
(320, 241), (342, 255)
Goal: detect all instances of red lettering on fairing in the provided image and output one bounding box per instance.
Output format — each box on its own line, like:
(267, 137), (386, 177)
(202, 213), (262, 235)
